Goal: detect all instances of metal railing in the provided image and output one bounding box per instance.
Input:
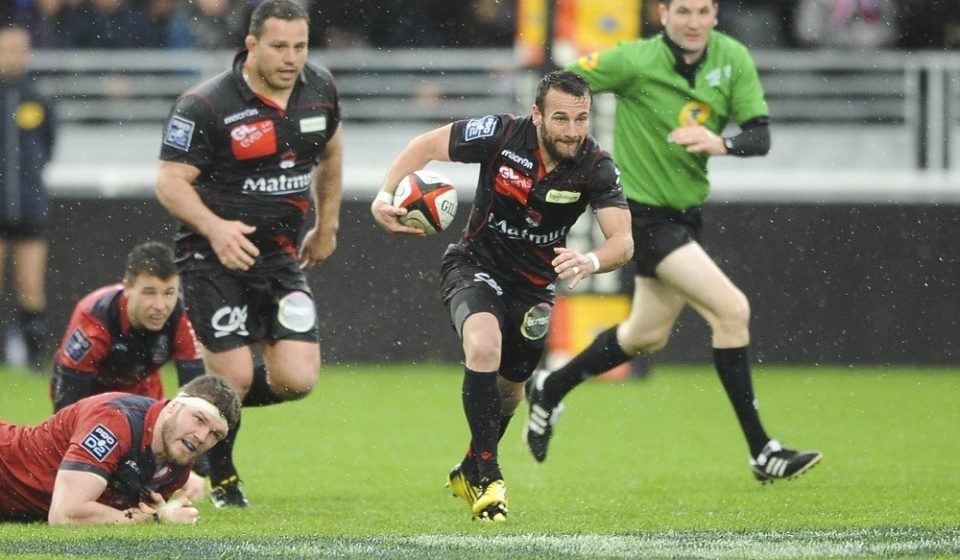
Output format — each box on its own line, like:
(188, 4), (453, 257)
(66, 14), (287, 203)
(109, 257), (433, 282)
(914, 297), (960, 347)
(27, 47), (960, 196)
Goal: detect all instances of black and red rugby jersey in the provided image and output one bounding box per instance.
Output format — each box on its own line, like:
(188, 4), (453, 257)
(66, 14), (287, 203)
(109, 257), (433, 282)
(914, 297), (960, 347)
(448, 114), (625, 289)
(159, 50), (340, 265)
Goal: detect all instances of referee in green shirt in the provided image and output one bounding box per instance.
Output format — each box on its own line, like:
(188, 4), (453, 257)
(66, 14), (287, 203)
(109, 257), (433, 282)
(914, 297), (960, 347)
(524, 0), (822, 483)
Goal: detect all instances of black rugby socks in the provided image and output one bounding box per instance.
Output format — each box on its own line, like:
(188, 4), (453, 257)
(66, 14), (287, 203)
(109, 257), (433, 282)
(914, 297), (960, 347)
(542, 326), (632, 407)
(461, 414), (513, 483)
(242, 364), (285, 407)
(461, 369), (503, 484)
(713, 346), (769, 457)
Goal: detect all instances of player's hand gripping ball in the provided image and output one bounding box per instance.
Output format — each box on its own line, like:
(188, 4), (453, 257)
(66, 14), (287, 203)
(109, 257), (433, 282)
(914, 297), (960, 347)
(393, 170), (458, 235)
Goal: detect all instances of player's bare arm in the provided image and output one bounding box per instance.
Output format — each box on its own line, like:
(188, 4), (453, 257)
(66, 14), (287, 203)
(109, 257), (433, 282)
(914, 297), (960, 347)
(48, 470), (197, 525)
(553, 205), (633, 290)
(668, 116), (726, 155)
(300, 127), (343, 269)
(156, 160), (260, 271)
(372, 124), (453, 235)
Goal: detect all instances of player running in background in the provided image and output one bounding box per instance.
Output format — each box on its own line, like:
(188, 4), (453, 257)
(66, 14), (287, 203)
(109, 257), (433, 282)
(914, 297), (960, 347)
(523, 0), (822, 483)
(0, 375), (239, 525)
(156, 0), (343, 508)
(372, 71), (633, 521)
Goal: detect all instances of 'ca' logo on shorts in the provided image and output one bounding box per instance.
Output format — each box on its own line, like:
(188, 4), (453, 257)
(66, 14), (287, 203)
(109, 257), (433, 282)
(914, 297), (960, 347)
(212, 306), (250, 338)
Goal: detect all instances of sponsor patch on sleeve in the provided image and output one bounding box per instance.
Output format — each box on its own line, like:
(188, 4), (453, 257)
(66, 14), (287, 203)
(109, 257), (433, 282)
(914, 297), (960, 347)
(65, 328), (93, 363)
(163, 116), (195, 151)
(464, 116), (499, 141)
(81, 424), (119, 462)
(299, 115), (327, 133)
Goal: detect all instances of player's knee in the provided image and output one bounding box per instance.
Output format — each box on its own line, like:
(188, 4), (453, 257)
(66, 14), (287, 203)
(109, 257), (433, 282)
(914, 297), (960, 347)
(287, 364), (321, 398)
(716, 292), (751, 332)
(620, 325), (671, 355)
(462, 330), (502, 371)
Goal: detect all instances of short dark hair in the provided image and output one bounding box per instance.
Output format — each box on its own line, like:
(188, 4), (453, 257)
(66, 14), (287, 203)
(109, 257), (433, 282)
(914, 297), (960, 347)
(248, 0), (309, 38)
(178, 375), (241, 431)
(534, 70), (592, 113)
(124, 241), (177, 283)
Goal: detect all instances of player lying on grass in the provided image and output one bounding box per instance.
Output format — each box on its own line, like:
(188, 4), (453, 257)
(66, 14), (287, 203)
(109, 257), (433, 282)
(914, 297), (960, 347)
(0, 375), (240, 525)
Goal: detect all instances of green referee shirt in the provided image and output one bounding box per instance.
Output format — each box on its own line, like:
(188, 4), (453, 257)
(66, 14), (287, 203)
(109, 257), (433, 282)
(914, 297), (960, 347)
(566, 31), (769, 210)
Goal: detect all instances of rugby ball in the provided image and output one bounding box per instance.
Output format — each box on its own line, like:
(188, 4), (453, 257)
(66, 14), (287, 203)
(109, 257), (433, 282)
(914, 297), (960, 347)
(393, 170), (458, 235)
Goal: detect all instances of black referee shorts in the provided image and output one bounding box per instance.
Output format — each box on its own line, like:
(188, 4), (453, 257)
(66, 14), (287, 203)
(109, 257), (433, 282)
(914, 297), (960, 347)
(629, 201), (703, 277)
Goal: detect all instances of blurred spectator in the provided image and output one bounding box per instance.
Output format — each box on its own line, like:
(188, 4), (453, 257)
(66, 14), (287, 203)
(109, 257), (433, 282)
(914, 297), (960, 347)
(0, 25), (56, 371)
(898, 0), (960, 49)
(6, 0), (78, 48)
(717, 0), (793, 47)
(308, 0), (373, 47)
(453, 0), (515, 47)
(793, 0), (898, 48)
(61, 0), (164, 48)
(309, 0), (441, 49)
(167, 0), (249, 50)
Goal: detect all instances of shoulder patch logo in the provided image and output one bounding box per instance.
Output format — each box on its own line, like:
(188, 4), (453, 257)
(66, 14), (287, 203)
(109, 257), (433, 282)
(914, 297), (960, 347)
(299, 116), (327, 134)
(81, 424), (120, 462)
(464, 116), (499, 141)
(163, 116), (195, 151)
(65, 328), (93, 363)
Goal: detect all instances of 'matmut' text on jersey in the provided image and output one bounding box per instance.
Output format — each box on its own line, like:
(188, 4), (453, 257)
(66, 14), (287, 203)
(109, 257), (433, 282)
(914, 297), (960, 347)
(159, 50), (341, 263)
(448, 114), (625, 288)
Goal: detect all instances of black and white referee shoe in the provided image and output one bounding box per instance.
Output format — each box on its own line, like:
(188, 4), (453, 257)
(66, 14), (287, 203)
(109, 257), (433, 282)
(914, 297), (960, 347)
(750, 439), (822, 483)
(523, 369), (564, 463)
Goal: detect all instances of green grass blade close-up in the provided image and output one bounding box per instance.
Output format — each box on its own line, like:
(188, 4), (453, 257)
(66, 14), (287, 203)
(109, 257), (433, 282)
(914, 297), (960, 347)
(0, 363), (958, 559)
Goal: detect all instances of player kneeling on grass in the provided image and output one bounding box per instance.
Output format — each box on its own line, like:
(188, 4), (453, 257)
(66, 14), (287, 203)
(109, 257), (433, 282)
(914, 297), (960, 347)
(0, 375), (240, 525)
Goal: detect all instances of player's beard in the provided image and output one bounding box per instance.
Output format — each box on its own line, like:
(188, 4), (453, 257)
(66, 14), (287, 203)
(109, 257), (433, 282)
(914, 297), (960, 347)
(161, 412), (194, 466)
(539, 122), (582, 163)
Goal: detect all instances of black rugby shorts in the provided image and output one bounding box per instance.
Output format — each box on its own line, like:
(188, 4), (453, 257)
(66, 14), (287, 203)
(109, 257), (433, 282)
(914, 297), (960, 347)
(628, 201), (703, 277)
(182, 257), (319, 352)
(440, 245), (552, 383)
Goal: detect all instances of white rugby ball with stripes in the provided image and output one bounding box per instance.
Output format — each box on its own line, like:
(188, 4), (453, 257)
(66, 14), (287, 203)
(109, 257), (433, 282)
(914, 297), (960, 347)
(393, 170), (458, 235)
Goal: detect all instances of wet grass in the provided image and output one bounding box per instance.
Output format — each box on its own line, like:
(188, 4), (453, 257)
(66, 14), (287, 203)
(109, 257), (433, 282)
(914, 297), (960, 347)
(0, 363), (957, 558)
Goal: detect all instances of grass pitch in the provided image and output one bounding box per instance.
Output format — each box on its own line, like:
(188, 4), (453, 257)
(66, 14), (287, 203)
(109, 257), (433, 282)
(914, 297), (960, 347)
(0, 363), (957, 559)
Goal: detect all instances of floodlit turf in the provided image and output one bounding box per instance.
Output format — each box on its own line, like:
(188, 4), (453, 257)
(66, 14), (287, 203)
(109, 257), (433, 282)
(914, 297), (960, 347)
(0, 363), (958, 559)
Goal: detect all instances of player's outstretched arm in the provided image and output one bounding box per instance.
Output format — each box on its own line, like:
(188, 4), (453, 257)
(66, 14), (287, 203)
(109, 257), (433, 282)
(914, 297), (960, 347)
(371, 124), (453, 235)
(49, 470), (199, 525)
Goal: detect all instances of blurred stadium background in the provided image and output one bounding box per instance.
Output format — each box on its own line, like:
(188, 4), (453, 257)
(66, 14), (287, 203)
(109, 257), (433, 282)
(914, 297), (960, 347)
(3, 0), (959, 368)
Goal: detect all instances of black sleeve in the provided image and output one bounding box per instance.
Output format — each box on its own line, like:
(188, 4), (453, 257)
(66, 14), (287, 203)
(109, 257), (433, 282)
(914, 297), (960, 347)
(51, 364), (94, 412)
(723, 117), (770, 157)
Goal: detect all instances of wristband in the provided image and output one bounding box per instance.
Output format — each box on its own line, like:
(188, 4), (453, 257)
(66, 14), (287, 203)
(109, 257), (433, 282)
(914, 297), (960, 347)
(375, 191), (393, 205)
(585, 252), (600, 273)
